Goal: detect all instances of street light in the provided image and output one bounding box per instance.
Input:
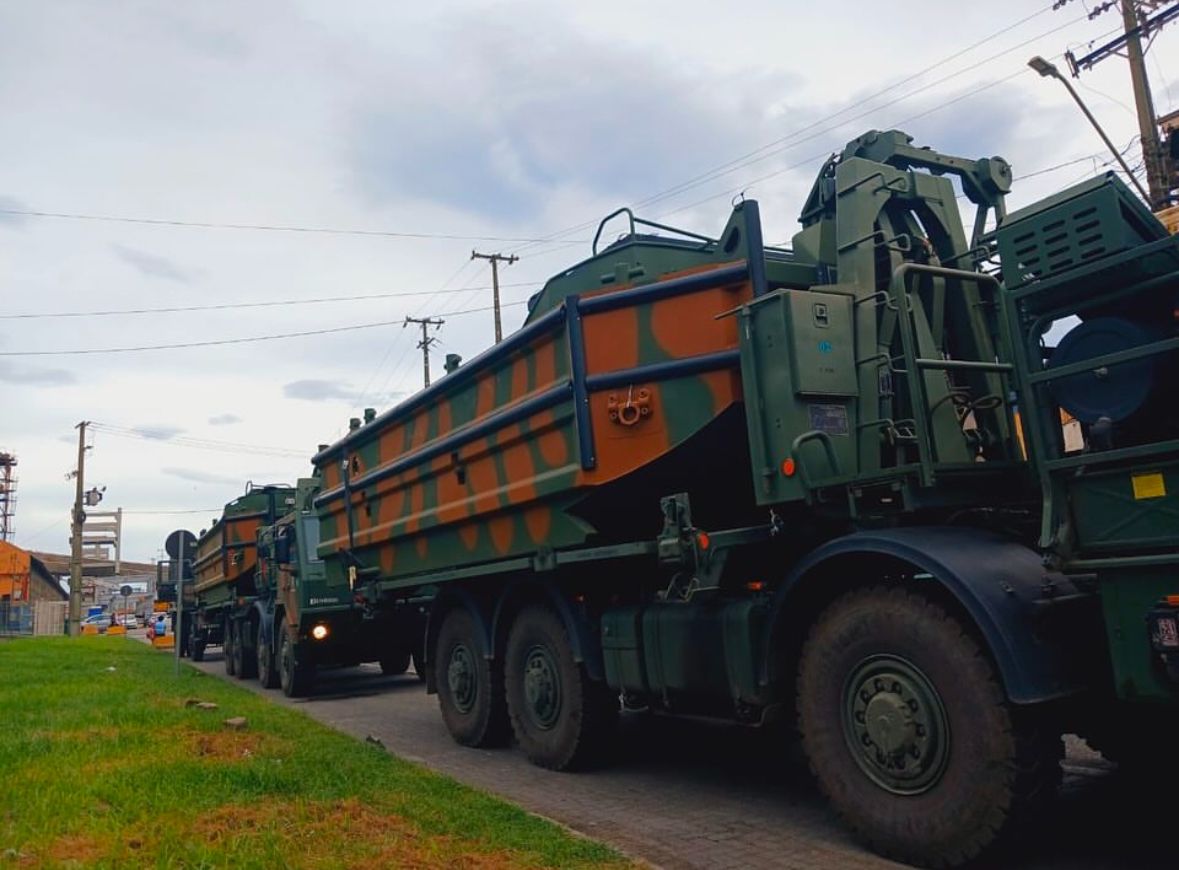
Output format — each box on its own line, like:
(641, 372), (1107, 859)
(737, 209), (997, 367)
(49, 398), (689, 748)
(1027, 55), (1152, 203)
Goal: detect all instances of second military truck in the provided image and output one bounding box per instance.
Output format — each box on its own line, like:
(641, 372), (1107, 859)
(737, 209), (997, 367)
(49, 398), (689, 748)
(189, 478), (425, 696)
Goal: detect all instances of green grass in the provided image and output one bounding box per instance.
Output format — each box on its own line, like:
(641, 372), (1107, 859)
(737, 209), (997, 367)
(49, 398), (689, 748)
(0, 637), (629, 869)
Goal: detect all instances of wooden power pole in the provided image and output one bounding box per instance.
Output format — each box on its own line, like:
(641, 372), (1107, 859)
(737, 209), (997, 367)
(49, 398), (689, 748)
(68, 420), (88, 636)
(470, 250), (518, 343)
(404, 316), (444, 387)
(1064, 0), (1179, 209)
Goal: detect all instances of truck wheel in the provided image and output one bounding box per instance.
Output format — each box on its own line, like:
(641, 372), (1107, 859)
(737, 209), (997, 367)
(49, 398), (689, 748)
(279, 625), (314, 698)
(191, 629), (206, 663)
(223, 619), (237, 676)
(797, 586), (1061, 868)
(380, 651), (411, 676)
(230, 619), (257, 680)
(241, 619), (259, 680)
(257, 623), (279, 689)
(412, 646), (427, 683)
(434, 608), (508, 747)
(504, 605), (618, 771)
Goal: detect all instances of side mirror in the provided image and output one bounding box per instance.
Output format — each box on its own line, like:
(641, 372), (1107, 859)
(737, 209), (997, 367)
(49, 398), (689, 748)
(275, 530), (292, 565)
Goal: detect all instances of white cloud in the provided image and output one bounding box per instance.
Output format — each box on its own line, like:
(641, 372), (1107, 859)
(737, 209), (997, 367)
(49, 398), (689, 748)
(0, 359), (76, 386)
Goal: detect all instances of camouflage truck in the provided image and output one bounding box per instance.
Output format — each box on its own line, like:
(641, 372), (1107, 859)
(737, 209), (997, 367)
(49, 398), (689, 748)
(188, 483), (295, 671)
(250, 477), (428, 697)
(311, 130), (1179, 867)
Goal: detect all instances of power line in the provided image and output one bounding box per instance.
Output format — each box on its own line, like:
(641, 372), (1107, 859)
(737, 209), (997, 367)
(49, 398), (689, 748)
(0, 206), (587, 245)
(504, 5), (1090, 260)
(90, 422), (307, 458)
(357, 255), (485, 409)
(0, 282), (535, 320)
(0, 301), (528, 357)
(120, 508), (225, 515)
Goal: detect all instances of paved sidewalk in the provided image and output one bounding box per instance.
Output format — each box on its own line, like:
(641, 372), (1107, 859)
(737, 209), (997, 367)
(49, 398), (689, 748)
(183, 649), (1171, 869)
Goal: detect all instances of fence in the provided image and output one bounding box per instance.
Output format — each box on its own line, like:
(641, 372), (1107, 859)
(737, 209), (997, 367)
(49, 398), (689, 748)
(0, 600), (67, 637)
(0, 601), (31, 636)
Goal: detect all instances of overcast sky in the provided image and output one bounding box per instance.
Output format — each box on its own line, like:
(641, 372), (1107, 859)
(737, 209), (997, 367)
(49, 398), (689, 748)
(2, 0), (1176, 561)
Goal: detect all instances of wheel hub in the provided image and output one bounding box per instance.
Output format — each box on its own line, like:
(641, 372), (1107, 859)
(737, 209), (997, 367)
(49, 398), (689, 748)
(522, 645), (561, 729)
(843, 654), (950, 795)
(447, 644), (477, 714)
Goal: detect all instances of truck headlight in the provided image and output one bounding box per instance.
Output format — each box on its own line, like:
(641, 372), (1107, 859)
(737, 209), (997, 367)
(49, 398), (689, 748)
(311, 624), (329, 641)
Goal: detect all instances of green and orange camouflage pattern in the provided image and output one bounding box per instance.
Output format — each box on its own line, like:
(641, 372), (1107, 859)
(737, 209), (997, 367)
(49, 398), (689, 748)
(193, 485), (296, 600)
(311, 205), (778, 588)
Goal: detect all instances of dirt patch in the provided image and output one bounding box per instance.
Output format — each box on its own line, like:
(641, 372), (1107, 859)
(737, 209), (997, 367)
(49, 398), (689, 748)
(194, 797), (413, 842)
(193, 798), (538, 869)
(39, 833), (105, 865)
(186, 728), (268, 762)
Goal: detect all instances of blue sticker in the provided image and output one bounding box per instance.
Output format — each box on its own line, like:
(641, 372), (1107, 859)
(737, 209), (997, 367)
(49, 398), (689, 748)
(818, 340), (833, 354)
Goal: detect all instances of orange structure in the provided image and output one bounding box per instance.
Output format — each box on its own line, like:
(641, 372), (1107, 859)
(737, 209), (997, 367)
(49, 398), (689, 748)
(0, 540), (32, 603)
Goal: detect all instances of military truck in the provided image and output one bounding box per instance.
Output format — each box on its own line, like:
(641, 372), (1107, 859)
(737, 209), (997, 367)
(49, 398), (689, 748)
(250, 478), (428, 696)
(309, 129), (1178, 867)
(189, 483), (295, 671)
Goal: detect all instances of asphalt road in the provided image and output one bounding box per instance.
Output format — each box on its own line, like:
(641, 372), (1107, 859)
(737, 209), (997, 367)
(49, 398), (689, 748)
(176, 645), (1172, 870)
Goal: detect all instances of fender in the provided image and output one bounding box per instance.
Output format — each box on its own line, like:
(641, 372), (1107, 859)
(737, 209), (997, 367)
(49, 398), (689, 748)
(422, 586), (491, 695)
(764, 527), (1098, 704)
(491, 579), (605, 682)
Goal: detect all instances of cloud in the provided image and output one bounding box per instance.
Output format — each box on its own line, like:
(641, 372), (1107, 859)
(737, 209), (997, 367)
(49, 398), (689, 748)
(283, 379), (360, 402)
(111, 244), (197, 283)
(207, 413), (241, 426)
(0, 195), (28, 226)
(0, 359), (76, 386)
(161, 466), (241, 485)
(133, 425), (184, 441)
(347, 10), (791, 221)
(282, 379), (405, 409)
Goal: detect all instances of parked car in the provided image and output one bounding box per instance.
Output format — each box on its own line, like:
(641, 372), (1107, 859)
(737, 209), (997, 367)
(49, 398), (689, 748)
(118, 614), (139, 629)
(79, 614), (108, 633)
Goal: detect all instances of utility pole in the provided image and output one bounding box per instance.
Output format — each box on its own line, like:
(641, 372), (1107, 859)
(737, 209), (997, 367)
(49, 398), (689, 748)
(403, 316), (444, 387)
(470, 250), (518, 343)
(1062, 0), (1179, 209)
(68, 421), (88, 637)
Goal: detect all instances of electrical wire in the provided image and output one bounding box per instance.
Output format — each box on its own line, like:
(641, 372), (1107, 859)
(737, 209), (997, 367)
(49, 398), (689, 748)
(0, 282), (535, 320)
(0, 301), (528, 357)
(119, 508), (225, 515)
(357, 255), (485, 409)
(89, 423), (307, 458)
(504, 6), (1091, 261)
(0, 206), (587, 245)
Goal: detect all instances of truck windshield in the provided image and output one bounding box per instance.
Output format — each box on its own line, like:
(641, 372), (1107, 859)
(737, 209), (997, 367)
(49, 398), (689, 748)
(301, 516), (323, 564)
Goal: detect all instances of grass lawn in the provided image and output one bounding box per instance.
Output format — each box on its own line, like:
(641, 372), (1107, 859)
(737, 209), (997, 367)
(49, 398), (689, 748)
(0, 637), (630, 869)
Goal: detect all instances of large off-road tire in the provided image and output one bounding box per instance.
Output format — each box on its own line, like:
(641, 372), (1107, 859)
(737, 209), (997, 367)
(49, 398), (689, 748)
(434, 608), (509, 747)
(231, 618), (258, 680)
(257, 622), (279, 689)
(279, 625), (314, 698)
(797, 586), (1061, 869)
(380, 650), (411, 676)
(190, 626), (206, 662)
(223, 619), (237, 676)
(504, 605), (618, 771)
